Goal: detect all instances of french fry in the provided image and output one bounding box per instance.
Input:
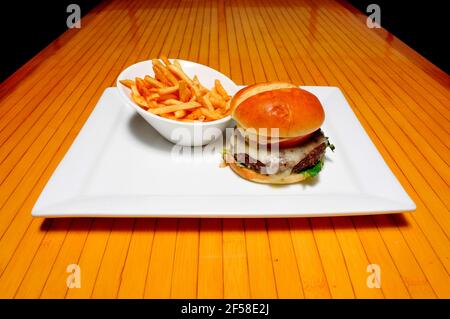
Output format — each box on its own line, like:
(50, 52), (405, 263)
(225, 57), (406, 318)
(199, 93), (214, 110)
(179, 80), (191, 102)
(185, 108), (203, 120)
(131, 84), (140, 97)
(153, 66), (171, 86)
(174, 110), (186, 118)
(193, 76), (208, 95)
(200, 88), (209, 96)
(215, 79), (230, 100)
(225, 99), (231, 110)
(149, 101), (201, 115)
(192, 76), (202, 94)
(160, 55), (172, 66)
(191, 86), (202, 98)
(119, 79), (134, 89)
(153, 59), (178, 85)
(131, 83), (151, 109)
(147, 92), (160, 100)
(172, 71), (202, 98)
(173, 59), (182, 69)
(153, 67), (166, 84)
(193, 75), (200, 86)
(167, 64), (194, 87)
(157, 93), (178, 101)
(132, 93), (148, 109)
(160, 113), (178, 120)
(152, 84), (179, 95)
(161, 99), (183, 106)
(209, 94), (227, 109)
(200, 107), (222, 120)
(209, 90), (222, 101)
(222, 108), (232, 116)
(146, 99), (159, 108)
(144, 75), (164, 88)
(123, 58), (231, 122)
(135, 77), (147, 96)
(137, 78), (160, 104)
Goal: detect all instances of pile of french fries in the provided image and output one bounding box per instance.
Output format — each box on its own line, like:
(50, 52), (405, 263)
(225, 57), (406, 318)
(120, 57), (232, 122)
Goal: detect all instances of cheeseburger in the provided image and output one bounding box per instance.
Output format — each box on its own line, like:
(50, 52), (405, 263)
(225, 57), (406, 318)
(224, 82), (334, 184)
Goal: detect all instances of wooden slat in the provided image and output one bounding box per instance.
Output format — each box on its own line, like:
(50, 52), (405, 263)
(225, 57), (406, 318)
(310, 218), (355, 298)
(198, 219), (224, 298)
(170, 219), (200, 298)
(266, 219), (304, 298)
(91, 219), (135, 298)
(0, 0), (448, 299)
(117, 219), (156, 298)
(244, 219), (278, 298)
(144, 219), (178, 298)
(223, 219), (251, 298)
(288, 219), (331, 298)
(40, 219), (93, 298)
(66, 219), (113, 298)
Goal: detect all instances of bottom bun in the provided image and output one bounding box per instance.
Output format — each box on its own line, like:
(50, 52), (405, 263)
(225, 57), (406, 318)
(229, 162), (311, 184)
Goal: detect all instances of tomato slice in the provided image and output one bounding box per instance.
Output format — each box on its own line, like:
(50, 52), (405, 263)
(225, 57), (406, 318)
(237, 126), (315, 149)
(274, 133), (314, 148)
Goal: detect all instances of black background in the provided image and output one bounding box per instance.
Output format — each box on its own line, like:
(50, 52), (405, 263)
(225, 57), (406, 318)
(0, 299), (440, 317)
(1, 0), (102, 82)
(347, 0), (448, 74)
(0, 0), (448, 82)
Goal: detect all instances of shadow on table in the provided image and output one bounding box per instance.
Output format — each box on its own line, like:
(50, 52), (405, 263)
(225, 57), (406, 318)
(39, 213), (409, 233)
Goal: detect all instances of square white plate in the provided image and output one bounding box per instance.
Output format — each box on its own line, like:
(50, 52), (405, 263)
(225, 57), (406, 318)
(32, 87), (415, 217)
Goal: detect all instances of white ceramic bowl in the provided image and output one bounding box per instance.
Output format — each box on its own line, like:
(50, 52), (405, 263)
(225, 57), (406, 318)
(116, 59), (239, 146)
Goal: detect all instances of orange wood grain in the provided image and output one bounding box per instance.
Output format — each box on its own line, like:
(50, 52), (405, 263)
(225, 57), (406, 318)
(198, 219), (224, 298)
(0, 0), (448, 299)
(117, 219), (156, 298)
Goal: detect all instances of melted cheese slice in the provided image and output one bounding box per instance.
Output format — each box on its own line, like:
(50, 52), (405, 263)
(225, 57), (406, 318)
(229, 130), (325, 174)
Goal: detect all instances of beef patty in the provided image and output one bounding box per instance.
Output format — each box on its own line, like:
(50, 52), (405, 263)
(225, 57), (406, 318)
(230, 129), (327, 175)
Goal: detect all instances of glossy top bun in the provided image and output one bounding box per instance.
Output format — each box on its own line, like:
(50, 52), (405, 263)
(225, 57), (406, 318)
(231, 82), (325, 137)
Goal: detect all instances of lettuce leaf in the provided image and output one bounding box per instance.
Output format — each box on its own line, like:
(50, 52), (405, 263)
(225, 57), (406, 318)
(301, 159), (324, 178)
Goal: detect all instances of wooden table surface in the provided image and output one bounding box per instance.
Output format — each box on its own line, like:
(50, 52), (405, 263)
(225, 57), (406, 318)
(0, 0), (449, 299)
